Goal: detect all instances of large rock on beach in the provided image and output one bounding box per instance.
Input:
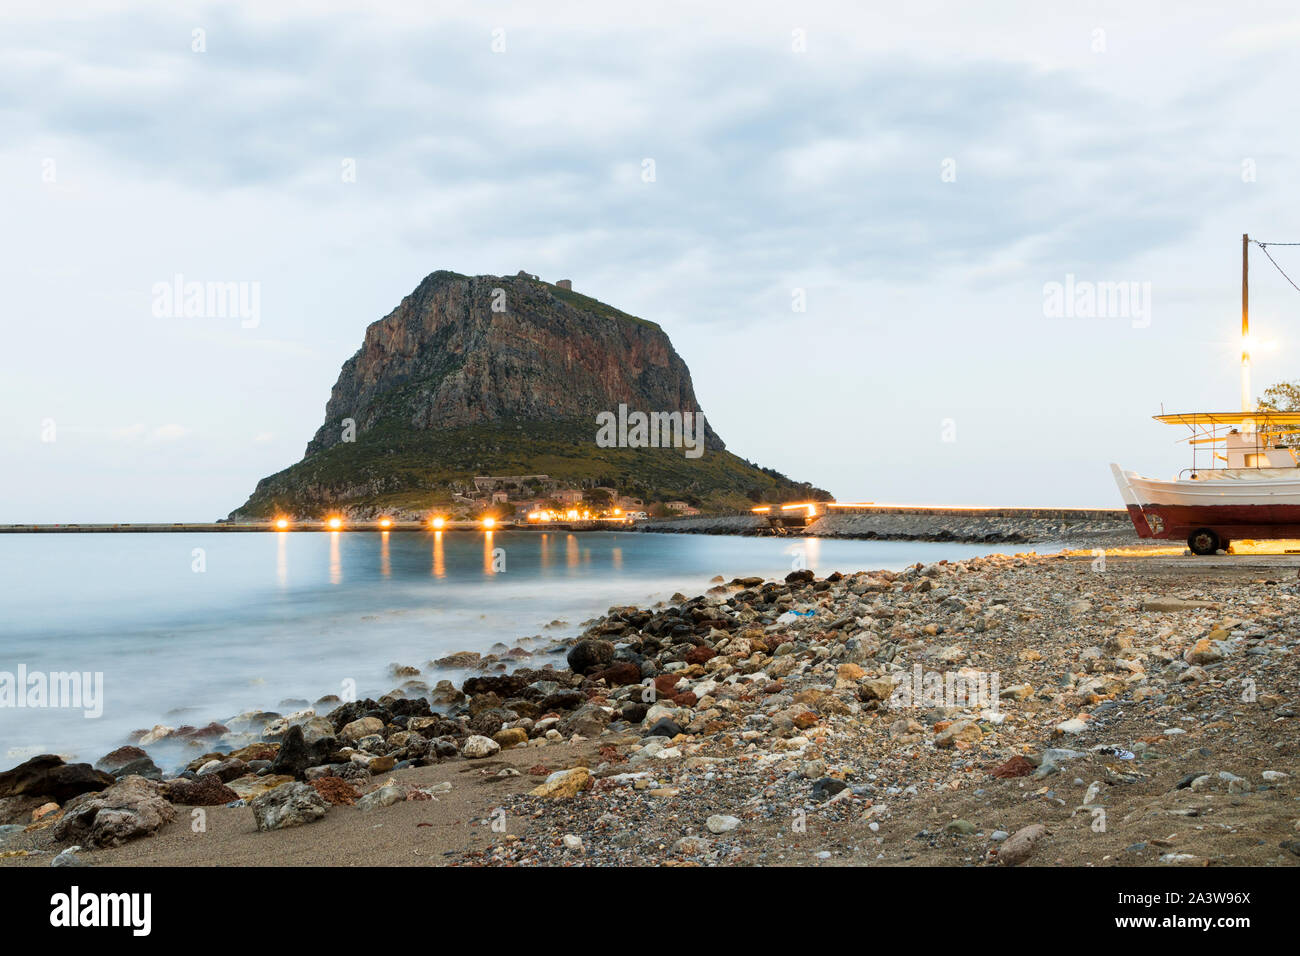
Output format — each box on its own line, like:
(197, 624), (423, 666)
(270, 725), (339, 779)
(0, 755), (114, 803)
(52, 775), (176, 847)
(250, 781), (329, 830)
(566, 639), (614, 675)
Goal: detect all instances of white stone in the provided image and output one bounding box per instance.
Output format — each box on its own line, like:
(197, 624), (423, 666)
(706, 814), (741, 834)
(462, 735), (500, 758)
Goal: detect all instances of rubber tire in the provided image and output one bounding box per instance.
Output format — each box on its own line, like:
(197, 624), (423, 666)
(1188, 528), (1220, 556)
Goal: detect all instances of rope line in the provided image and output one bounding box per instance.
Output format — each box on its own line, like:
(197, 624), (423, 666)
(1253, 240), (1300, 295)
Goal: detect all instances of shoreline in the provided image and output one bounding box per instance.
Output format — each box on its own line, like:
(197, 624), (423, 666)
(4, 547), (1297, 867)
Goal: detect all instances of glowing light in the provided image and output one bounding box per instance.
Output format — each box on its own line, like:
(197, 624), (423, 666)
(430, 516), (446, 530)
(566, 509), (579, 520)
(274, 518), (289, 530)
(379, 517), (392, 529)
(327, 516), (343, 530)
(613, 508), (622, 515)
(482, 516), (496, 529)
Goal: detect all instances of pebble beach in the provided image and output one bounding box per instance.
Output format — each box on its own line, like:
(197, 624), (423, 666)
(3, 547), (1298, 868)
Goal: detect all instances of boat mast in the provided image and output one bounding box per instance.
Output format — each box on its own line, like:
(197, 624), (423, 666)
(1242, 232), (1253, 414)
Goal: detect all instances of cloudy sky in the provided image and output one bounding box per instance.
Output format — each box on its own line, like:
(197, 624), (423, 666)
(5, 0), (1300, 521)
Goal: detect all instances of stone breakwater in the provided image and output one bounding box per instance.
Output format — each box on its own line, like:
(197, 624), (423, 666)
(639, 509), (1139, 548)
(2, 552), (1298, 867)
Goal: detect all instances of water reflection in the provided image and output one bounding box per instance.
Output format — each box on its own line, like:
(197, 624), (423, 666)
(276, 530), (288, 588)
(432, 531), (445, 579)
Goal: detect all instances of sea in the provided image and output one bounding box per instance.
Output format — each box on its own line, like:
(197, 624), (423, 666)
(0, 530), (1036, 765)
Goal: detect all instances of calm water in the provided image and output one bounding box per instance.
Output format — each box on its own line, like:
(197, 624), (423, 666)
(0, 531), (1022, 764)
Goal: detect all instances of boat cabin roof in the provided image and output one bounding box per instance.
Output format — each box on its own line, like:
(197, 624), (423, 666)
(1154, 410), (1300, 427)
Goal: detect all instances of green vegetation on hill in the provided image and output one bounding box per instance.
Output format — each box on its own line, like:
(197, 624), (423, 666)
(233, 418), (830, 518)
(548, 285), (661, 330)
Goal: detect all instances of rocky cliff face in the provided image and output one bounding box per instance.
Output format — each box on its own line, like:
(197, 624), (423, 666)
(231, 270), (828, 518)
(305, 270), (723, 456)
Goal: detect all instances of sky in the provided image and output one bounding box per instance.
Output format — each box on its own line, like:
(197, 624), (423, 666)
(5, 0), (1300, 521)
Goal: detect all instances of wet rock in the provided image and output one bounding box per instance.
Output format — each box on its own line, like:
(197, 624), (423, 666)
(196, 757), (249, 783)
(94, 746), (149, 774)
(0, 755), (114, 803)
(433, 650), (481, 669)
(111, 757), (162, 781)
(567, 639), (615, 675)
(270, 725), (338, 780)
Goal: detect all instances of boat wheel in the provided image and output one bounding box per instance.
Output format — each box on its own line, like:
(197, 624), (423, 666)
(1187, 528), (1220, 556)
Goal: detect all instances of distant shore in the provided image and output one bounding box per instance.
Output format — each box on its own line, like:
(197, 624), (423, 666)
(0, 505), (1141, 549)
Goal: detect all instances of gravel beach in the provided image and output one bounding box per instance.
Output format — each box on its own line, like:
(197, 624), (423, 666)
(3, 547), (1298, 868)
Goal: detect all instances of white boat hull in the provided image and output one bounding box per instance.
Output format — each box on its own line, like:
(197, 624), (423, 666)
(1110, 463), (1300, 544)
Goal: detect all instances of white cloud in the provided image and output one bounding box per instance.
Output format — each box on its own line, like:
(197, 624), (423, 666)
(150, 424), (189, 441)
(3, 1), (1300, 518)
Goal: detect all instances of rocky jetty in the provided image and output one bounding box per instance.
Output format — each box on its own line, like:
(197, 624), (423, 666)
(638, 509), (1142, 548)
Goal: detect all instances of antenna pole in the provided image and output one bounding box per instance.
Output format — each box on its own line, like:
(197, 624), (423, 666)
(1242, 233), (1253, 414)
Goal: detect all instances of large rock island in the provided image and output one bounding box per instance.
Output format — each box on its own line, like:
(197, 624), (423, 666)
(231, 270), (829, 519)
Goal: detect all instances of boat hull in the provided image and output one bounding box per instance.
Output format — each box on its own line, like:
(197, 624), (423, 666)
(1110, 464), (1300, 540)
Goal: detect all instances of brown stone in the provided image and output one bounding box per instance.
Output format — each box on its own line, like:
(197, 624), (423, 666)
(309, 776), (359, 806)
(990, 755), (1035, 779)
